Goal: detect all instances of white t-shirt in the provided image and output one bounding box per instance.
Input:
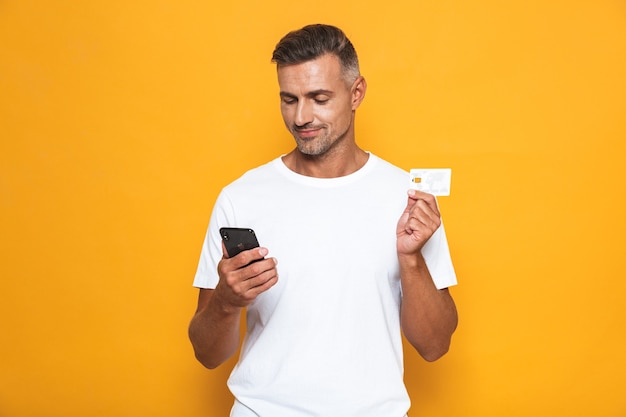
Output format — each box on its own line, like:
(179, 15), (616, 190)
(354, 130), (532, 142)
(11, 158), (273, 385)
(193, 154), (457, 417)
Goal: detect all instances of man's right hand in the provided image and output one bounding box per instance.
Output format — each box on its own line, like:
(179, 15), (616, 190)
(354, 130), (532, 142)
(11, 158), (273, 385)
(188, 245), (278, 369)
(214, 245), (279, 311)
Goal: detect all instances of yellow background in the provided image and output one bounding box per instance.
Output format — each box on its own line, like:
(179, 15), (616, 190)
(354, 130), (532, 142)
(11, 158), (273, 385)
(1, 1), (625, 416)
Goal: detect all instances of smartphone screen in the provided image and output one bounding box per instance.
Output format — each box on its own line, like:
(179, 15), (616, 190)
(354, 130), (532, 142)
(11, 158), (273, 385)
(219, 227), (260, 258)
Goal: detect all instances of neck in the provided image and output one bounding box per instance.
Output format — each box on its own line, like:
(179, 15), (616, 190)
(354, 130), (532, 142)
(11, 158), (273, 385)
(282, 145), (369, 178)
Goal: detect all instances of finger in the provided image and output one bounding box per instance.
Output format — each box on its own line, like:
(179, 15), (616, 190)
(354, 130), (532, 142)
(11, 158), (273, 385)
(243, 258), (279, 290)
(404, 192), (418, 214)
(217, 247), (269, 286)
(406, 201), (441, 233)
(407, 189), (440, 217)
(406, 214), (440, 235)
(249, 272), (278, 294)
(238, 247), (269, 268)
(410, 199), (441, 225)
(228, 259), (278, 303)
(217, 257), (277, 300)
(224, 247), (268, 270)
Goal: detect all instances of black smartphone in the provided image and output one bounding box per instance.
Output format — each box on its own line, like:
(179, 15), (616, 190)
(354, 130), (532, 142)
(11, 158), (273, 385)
(219, 227), (260, 258)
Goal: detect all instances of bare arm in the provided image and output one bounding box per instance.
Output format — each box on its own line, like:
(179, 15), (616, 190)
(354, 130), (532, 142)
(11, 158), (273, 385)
(398, 253), (457, 361)
(188, 288), (241, 369)
(188, 247), (278, 369)
(396, 190), (458, 362)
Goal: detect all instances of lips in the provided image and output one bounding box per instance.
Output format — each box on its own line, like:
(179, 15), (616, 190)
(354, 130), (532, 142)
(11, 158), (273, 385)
(296, 129), (321, 138)
(294, 125), (323, 139)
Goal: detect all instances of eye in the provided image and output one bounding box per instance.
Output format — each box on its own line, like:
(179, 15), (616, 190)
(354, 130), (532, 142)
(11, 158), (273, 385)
(314, 97), (330, 104)
(281, 96), (297, 105)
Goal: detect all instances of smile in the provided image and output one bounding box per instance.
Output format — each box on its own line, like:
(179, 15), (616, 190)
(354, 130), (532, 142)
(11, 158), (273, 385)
(294, 126), (322, 138)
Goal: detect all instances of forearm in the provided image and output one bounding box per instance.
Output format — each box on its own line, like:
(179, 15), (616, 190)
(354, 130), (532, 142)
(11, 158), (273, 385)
(188, 290), (242, 369)
(399, 253), (458, 362)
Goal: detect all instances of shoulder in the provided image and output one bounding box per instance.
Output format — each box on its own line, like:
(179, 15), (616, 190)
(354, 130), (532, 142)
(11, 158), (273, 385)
(367, 153), (408, 183)
(223, 158), (283, 191)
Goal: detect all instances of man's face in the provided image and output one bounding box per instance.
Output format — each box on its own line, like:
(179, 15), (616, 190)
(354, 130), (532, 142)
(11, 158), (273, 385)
(277, 54), (362, 157)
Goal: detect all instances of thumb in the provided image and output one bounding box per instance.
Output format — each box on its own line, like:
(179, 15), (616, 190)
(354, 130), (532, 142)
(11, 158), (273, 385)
(404, 190), (419, 213)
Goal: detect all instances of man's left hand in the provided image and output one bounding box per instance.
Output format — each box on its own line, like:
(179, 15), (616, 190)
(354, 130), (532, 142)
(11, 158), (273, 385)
(396, 189), (441, 256)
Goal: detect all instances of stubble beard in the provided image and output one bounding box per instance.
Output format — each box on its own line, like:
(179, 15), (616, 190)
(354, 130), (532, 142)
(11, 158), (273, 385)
(291, 124), (350, 157)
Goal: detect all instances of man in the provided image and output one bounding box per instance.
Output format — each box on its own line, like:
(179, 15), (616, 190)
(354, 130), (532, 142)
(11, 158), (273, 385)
(189, 24), (458, 417)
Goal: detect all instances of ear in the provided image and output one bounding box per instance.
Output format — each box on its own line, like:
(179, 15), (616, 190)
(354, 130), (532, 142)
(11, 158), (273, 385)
(351, 76), (367, 110)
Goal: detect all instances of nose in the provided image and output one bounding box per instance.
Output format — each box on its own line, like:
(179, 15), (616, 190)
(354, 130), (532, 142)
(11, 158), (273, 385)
(294, 100), (313, 127)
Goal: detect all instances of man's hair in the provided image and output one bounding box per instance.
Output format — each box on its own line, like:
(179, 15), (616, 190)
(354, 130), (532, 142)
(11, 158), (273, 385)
(271, 24), (360, 83)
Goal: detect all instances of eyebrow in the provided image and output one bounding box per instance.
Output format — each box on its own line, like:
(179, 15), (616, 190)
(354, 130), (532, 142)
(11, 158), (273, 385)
(279, 89), (334, 98)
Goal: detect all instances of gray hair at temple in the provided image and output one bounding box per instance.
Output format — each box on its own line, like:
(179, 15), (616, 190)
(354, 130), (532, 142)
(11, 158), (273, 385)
(271, 24), (361, 84)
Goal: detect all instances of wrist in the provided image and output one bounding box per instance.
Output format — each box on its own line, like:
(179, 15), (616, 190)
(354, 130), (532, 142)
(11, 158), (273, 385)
(211, 287), (243, 316)
(398, 251), (427, 270)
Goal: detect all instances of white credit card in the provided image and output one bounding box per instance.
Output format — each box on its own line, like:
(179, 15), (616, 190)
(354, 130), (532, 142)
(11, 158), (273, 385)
(409, 168), (452, 196)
